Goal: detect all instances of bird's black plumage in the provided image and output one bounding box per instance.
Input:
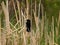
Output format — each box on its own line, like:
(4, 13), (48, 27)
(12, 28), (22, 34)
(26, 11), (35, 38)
(26, 19), (31, 32)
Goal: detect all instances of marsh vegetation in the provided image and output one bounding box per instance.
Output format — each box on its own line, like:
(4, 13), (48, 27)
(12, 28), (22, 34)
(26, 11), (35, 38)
(0, 0), (60, 45)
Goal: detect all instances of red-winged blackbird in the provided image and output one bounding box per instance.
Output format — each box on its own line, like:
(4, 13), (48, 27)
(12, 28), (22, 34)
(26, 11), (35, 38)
(26, 19), (31, 32)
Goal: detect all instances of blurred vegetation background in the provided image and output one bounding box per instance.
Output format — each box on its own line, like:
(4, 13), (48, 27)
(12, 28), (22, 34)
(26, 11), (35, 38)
(0, 0), (60, 45)
(0, 0), (60, 23)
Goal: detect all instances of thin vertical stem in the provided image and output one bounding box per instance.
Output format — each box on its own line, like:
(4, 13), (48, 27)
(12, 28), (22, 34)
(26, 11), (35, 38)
(31, 0), (32, 31)
(44, 12), (48, 45)
(51, 16), (54, 45)
(26, 0), (29, 19)
(23, 32), (26, 45)
(16, 0), (21, 26)
(12, 0), (18, 23)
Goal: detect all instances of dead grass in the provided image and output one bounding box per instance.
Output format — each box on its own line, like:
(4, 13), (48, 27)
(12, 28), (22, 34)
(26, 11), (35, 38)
(0, 0), (60, 45)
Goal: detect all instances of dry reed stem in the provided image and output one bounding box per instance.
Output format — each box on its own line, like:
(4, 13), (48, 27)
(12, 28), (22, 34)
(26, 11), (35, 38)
(1, 31), (6, 45)
(38, 3), (40, 22)
(26, 0), (29, 19)
(30, 0), (33, 32)
(1, 1), (12, 37)
(57, 11), (60, 32)
(40, 4), (44, 39)
(48, 34), (50, 45)
(16, 0), (22, 26)
(31, 32), (36, 45)
(21, 10), (24, 27)
(40, 15), (44, 38)
(55, 11), (60, 45)
(1, 1), (12, 45)
(44, 13), (48, 45)
(55, 27), (58, 45)
(58, 11), (60, 23)
(13, 32), (19, 45)
(50, 31), (54, 45)
(12, 0), (18, 23)
(55, 19), (58, 37)
(23, 31), (26, 45)
(51, 16), (54, 45)
(41, 4), (44, 17)
(33, 1), (42, 45)
(32, 36), (36, 45)
(33, 12), (39, 45)
(33, 10), (38, 29)
(11, 1), (20, 44)
(0, 6), (2, 15)
(45, 27), (48, 45)
(48, 16), (54, 45)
